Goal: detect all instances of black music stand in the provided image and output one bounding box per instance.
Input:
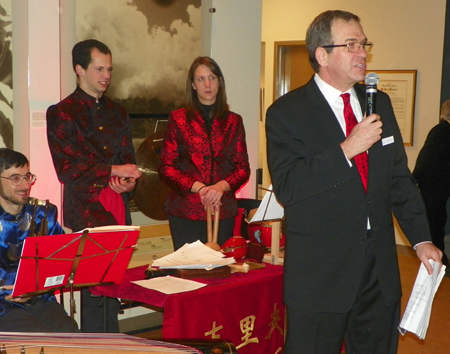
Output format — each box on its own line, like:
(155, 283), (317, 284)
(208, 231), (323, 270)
(249, 185), (284, 264)
(12, 228), (139, 332)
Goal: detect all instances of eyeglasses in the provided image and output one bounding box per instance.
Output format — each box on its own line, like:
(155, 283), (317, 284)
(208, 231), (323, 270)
(322, 41), (374, 53)
(0, 173), (37, 186)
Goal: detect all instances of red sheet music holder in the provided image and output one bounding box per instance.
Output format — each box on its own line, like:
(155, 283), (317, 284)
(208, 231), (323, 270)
(12, 228), (139, 298)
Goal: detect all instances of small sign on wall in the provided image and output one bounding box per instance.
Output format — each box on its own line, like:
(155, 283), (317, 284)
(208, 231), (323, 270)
(30, 110), (46, 129)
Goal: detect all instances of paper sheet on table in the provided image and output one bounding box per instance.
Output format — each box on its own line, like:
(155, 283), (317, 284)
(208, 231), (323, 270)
(250, 184), (284, 222)
(398, 260), (446, 339)
(151, 240), (235, 270)
(132, 276), (207, 294)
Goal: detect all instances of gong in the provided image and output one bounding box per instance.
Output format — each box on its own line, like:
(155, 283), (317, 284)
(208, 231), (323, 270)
(134, 130), (171, 220)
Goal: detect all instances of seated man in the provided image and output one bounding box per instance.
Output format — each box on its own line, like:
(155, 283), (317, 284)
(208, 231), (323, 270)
(0, 148), (77, 332)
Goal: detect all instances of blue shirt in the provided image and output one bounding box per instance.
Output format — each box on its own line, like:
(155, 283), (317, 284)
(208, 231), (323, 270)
(0, 198), (64, 315)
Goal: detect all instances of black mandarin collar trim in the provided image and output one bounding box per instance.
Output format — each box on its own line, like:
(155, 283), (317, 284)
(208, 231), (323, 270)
(75, 86), (106, 106)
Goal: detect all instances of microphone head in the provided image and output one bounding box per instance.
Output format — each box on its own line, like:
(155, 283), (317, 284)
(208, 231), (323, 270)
(365, 72), (379, 86)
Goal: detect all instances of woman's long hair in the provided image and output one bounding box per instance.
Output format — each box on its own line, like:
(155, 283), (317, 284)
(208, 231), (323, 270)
(185, 56), (229, 121)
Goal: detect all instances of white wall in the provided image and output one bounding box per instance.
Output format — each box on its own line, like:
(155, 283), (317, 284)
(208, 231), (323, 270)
(13, 0), (262, 226)
(261, 0), (447, 245)
(203, 0), (262, 199)
(12, 0), (446, 243)
(13, 0), (63, 212)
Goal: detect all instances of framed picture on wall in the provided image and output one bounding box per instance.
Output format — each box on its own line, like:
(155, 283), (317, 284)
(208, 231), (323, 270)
(367, 70), (417, 146)
(0, 0), (13, 149)
(75, 0), (202, 220)
(75, 0), (201, 115)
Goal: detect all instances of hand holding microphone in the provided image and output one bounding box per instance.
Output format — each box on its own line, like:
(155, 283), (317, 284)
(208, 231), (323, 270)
(365, 72), (379, 115)
(364, 71), (383, 145)
(341, 73), (382, 159)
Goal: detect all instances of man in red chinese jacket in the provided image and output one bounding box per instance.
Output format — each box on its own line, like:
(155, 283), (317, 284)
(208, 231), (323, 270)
(46, 39), (141, 333)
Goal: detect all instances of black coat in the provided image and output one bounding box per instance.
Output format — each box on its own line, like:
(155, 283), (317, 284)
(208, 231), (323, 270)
(413, 120), (450, 197)
(266, 78), (431, 313)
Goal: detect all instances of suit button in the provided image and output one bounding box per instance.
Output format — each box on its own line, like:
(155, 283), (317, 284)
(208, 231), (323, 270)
(103, 146), (108, 150)
(99, 126), (104, 130)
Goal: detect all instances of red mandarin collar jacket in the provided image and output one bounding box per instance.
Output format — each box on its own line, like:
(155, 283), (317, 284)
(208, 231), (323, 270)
(159, 108), (250, 221)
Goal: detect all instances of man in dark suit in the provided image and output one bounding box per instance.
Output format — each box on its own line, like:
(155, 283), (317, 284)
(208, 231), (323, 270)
(266, 10), (443, 354)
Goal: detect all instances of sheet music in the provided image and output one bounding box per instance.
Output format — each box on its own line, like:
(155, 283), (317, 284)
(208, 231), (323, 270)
(132, 276), (207, 294)
(77, 225), (140, 232)
(151, 240), (235, 270)
(398, 260), (446, 339)
(250, 184), (284, 222)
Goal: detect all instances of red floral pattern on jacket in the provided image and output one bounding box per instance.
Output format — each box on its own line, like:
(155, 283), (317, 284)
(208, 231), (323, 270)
(46, 87), (136, 231)
(158, 108), (250, 221)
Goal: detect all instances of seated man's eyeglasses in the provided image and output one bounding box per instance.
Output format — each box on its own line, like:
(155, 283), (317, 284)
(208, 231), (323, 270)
(0, 173), (37, 185)
(322, 41), (374, 53)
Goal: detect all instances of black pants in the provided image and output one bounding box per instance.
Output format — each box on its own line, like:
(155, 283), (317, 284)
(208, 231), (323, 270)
(81, 288), (120, 333)
(168, 215), (235, 250)
(0, 297), (78, 332)
(284, 235), (399, 354)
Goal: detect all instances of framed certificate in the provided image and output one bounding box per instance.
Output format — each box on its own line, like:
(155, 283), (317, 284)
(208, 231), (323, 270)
(368, 70), (417, 146)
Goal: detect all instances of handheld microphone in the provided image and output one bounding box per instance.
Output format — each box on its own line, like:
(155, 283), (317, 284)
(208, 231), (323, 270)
(365, 72), (379, 115)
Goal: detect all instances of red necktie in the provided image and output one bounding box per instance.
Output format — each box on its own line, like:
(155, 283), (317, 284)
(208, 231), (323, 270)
(341, 93), (368, 192)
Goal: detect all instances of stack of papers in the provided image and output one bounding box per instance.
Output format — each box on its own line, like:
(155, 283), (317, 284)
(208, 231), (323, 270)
(132, 276), (207, 294)
(398, 260), (446, 339)
(152, 240), (235, 270)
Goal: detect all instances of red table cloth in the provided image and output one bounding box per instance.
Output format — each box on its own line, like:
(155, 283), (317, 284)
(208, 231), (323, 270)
(91, 263), (285, 353)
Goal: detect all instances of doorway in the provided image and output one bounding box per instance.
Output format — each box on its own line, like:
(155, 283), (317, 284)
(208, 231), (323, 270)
(261, 41), (315, 189)
(273, 41), (314, 100)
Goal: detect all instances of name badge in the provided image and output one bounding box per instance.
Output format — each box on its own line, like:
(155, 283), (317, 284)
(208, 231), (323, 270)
(382, 136), (394, 146)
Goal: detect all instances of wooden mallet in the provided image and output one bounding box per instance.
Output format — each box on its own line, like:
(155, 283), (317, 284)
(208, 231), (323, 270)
(205, 205), (221, 251)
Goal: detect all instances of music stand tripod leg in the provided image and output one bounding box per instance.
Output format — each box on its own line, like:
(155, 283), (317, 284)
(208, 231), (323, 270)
(103, 296), (109, 333)
(69, 273), (75, 333)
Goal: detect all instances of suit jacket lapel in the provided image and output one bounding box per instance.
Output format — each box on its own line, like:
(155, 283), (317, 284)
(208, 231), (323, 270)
(306, 79), (347, 144)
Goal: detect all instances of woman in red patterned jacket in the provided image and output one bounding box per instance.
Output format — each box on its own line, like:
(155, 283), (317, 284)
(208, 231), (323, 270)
(159, 57), (250, 250)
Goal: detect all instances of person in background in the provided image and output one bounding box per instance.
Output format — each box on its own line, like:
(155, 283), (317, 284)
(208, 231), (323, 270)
(159, 56), (250, 250)
(413, 99), (450, 274)
(265, 10), (442, 354)
(0, 148), (78, 332)
(46, 39), (141, 333)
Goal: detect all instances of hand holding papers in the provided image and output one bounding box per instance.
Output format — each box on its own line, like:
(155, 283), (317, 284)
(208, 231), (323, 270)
(398, 260), (446, 339)
(151, 240), (235, 270)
